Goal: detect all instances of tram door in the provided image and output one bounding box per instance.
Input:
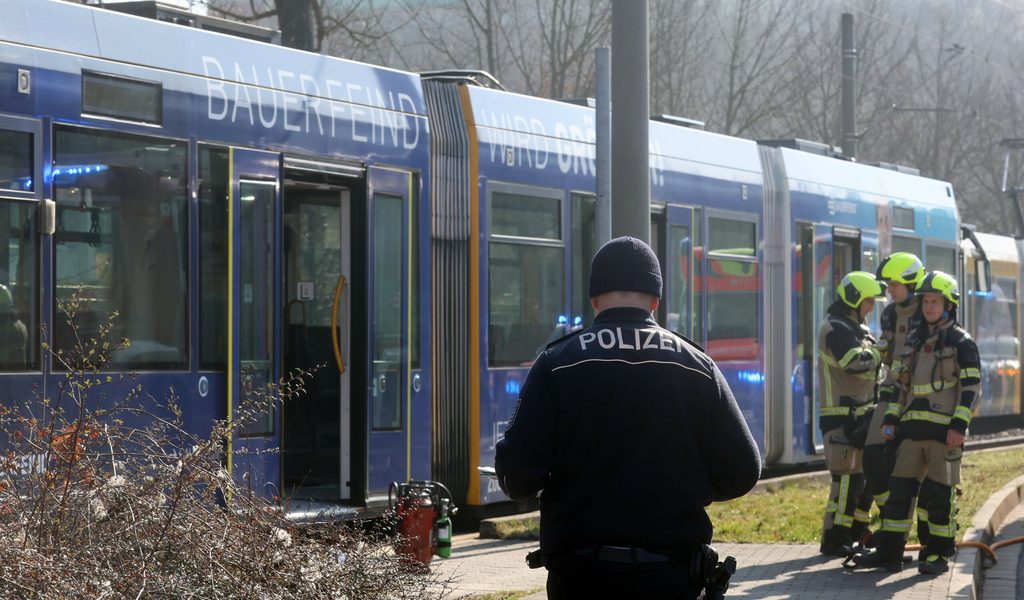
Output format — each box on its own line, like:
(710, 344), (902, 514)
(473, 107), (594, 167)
(228, 148), (280, 491)
(665, 205), (699, 340)
(366, 167), (414, 500)
(809, 225), (862, 450)
(281, 169), (353, 501)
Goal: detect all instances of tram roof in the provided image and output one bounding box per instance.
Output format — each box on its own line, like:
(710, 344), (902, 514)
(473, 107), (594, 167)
(1, 0), (427, 116)
(780, 147), (957, 211)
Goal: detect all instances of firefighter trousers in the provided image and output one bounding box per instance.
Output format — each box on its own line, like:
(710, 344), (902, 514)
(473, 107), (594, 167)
(872, 439), (961, 561)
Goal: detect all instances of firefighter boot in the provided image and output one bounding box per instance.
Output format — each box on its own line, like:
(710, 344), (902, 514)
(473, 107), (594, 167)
(918, 554), (949, 575)
(848, 533), (902, 572)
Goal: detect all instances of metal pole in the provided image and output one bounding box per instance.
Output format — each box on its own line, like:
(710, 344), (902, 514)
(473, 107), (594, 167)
(595, 47), (612, 248)
(841, 13), (857, 160)
(611, 0), (650, 242)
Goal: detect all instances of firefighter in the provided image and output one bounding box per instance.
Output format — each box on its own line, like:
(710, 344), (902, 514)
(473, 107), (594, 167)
(817, 271), (886, 556)
(862, 253), (925, 529)
(494, 236), (761, 599)
(852, 271), (980, 574)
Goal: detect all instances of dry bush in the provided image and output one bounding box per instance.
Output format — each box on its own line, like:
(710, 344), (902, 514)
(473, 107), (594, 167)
(0, 293), (452, 599)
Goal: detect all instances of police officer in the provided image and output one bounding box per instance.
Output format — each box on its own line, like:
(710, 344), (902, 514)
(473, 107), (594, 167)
(817, 271), (886, 556)
(862, 253), (925, 530)
(852, 271), (980, 574)
(494, 236), (761, 599)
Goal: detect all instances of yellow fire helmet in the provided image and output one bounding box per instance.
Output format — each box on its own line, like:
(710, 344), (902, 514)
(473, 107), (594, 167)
(916, 270), (960, 306)
(837, 271), (887, 309)
(876, 252), (925, 286)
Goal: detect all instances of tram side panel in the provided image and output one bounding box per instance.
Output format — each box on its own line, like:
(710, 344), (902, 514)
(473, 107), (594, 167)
(774, 146), (960, 464)
(0, 0), (434, 507)
(962, 232), (1022, 421)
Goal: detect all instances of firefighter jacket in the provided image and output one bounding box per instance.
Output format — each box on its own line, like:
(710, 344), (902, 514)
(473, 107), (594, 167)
(817, 305), (881, 435)
(493, 307), (761, 555)
(877, 298), (921, 403)
(883, 321), (981, 441)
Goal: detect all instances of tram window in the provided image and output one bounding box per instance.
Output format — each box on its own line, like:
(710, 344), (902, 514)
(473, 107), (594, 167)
(372, 194), (404, 430)
(891, 235), (920, 256)
(668, 225), (692, 338)
(570, 193), (596, 329)
(892, 206), (915, 230)
(199, 146), (228, 370)
(491, 192), (561, 239)
(706, 216), (758, 361)
(862, 243), (882, 334)
(0, 130), (33, 192)
(488, 243), (565, 367)
(926, 244), (957, 275)
(692, 208), (704, 343)
(53, 127), (188, 370)
(410, 178), (420, 368)
(0, 200), (38, 370)
(488, 188), (565, 367)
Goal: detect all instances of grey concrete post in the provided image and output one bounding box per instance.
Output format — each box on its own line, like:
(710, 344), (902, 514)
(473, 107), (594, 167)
(841, 13), (858, 160)
(596, 46), (612, 248)
(611, 0), (650, 242)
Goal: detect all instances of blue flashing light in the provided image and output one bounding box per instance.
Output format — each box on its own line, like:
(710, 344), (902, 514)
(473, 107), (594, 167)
(557, 314), (568, 325)
(737, 370), (765, 384)
(505, 379), (521, 395)
(51, 164), (109, 184)
(573, 315), (583, 327)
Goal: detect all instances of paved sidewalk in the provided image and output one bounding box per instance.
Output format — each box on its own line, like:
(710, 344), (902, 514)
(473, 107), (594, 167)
(981, 502), (1024, 598)
(432, 535), (962, 599)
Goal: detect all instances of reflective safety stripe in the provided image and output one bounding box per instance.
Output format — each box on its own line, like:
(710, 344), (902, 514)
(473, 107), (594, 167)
(885, 403), (903, 418)
(881, 518), (912, 533)
(854, 509), (871, 524)
(902, 410), (953, 425)
(927, 519), (955, 538)
(959, 367), (981, 379)
(916, 507), (929, 520)
(834, 475), (854, 527)
(875, 491), (889, 507)
(821, 406), (851, 417)
(838, 346), (867, 369)
(912, 380), (957, 395)
(954, 405), (974, 424)
(853, 404), (874, 417)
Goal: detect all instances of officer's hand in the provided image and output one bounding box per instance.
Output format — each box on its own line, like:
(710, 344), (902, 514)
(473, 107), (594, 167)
(881, 424), (895, 440)
(946, 429), (965, 448)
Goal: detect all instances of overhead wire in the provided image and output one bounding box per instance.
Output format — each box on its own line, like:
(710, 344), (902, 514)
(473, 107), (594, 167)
(830, 0), (1024, 108)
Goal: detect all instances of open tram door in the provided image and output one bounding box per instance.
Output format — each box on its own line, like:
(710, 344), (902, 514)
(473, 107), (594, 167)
(279, 157), (358, 506)
(227, 148), (281, 495)
(363, 166), (421, 506)
(808, 225), (865, 451)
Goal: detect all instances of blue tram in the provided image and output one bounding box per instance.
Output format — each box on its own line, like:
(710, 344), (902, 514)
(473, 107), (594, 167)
(427, 83), (965, 506)
(0, 0), (432, 514)
(0, 0), (1013, 515)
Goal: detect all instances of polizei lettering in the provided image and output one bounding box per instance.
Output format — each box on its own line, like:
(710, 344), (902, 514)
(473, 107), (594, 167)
(578, 327), (683, 353)
(201, 56), (421, 149)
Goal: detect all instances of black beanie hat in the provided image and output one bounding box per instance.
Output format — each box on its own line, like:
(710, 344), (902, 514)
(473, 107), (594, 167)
(588, 236), (663, 299)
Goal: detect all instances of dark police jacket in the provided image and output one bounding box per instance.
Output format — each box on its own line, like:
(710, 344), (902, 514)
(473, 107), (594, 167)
(494, 307), (762, 556)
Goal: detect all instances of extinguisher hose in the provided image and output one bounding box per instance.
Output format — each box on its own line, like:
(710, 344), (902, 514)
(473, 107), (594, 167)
(902, 537), (1024, 565)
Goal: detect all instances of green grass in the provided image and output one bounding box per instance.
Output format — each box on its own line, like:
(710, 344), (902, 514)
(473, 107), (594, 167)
(707, 447), (1024, 543)
(467, 589), (543, 600)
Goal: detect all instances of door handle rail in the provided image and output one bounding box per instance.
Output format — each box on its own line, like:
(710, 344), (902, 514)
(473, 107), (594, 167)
(331, 274), (347, 374)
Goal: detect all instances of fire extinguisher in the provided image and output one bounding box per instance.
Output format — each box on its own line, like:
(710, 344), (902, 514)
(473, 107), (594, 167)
(388, 480), (458, 568)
